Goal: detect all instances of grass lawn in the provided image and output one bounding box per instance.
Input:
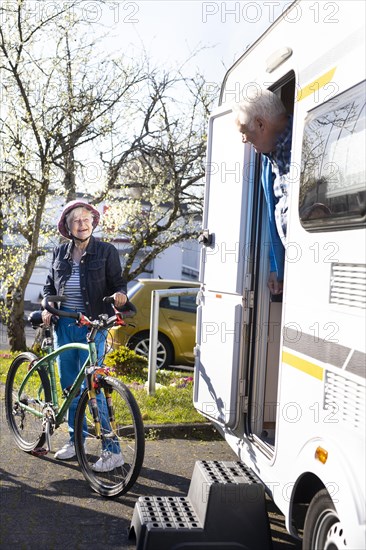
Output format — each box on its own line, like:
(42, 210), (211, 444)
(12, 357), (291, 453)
(0, 351), (206, 425)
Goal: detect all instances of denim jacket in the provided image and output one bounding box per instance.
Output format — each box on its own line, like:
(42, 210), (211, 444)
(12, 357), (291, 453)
(43, 236), (127, 319)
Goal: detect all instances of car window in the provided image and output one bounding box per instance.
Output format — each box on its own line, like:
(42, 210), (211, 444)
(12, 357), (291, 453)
(180, 294), (197, 313)
(160, 291), (197, 313)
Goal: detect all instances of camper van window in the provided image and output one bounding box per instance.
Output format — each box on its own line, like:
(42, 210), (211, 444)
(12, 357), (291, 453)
(299, 81), (366, 231)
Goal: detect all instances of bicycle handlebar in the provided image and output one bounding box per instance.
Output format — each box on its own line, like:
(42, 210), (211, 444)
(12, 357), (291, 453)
(41, 296), (74, 318)
(102, 296), (137, 317)
(41, 295), (137, 321)
(28, 309), (58, 328)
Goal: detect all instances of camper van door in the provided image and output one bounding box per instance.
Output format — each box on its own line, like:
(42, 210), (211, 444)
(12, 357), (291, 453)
(194, 106), (255, 429)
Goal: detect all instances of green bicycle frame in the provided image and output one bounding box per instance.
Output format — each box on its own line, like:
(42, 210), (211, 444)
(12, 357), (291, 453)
(17, 340), (99, 425)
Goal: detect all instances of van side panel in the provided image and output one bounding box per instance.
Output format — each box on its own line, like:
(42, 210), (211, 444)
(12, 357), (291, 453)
(197, 1), (366, 547)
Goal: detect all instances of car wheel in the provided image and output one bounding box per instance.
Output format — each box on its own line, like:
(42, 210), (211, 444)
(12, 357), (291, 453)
(128, 331), (174, 369)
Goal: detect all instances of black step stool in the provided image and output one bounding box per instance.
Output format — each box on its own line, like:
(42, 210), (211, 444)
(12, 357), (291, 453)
(129, 460), (273, 550)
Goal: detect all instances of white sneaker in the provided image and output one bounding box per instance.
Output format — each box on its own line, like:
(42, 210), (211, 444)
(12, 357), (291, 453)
(92, 450), (124, 472)
(54, 441), (76, 460)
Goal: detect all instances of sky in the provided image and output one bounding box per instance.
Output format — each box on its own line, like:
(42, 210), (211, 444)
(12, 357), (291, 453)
(94, 0), (291, 99)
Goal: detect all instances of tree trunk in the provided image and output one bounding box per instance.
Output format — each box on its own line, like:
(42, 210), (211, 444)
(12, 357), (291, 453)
(7, 290), (27, 352)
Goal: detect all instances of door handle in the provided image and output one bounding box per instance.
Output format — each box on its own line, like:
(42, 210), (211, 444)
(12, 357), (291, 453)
(198, 229), (213, 246)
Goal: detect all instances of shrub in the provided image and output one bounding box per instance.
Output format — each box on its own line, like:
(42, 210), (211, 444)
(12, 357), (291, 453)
(105, 346), (148, 378)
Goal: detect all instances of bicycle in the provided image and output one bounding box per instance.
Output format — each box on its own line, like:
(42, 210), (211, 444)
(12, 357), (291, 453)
(5, 295), (145, 498)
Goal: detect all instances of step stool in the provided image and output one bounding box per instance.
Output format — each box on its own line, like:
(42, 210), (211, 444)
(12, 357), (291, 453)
(129, 460), (273, 550)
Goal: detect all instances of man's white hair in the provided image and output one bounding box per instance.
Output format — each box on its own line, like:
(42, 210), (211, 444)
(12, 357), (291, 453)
(232, 88), (286, 130)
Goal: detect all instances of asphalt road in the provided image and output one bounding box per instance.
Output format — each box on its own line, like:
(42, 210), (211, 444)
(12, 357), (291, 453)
(1, 321), (301, 550)
(0, 396), (301, 550)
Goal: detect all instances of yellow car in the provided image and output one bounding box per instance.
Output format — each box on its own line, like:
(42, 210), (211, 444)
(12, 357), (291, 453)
(109, 279), (200, 369)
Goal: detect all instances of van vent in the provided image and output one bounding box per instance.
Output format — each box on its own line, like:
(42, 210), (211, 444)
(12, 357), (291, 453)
(324, 371), (365, 430)
(330, 263), (366, 309)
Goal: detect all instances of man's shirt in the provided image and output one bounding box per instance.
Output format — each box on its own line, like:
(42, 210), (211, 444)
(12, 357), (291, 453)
(261, 116), (293, 279)
(267, 115), (293, 177)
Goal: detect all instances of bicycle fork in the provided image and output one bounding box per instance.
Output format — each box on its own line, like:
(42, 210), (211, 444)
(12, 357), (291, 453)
(86, 371), (116, 441)
(104, 386), (117, 436)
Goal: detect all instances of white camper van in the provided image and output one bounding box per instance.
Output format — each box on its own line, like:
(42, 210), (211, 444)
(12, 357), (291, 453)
(195, 1), (366, 548)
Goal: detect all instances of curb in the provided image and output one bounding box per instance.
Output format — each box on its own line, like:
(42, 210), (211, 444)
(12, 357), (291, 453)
(143, 422), (221, 440)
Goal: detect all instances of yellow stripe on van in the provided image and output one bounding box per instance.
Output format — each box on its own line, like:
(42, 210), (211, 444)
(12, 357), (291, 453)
(282, 351), (324, 381)
(296, 67), (336, 102)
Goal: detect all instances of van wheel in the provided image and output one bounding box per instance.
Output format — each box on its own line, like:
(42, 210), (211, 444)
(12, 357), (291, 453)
(128, 331), (173, 369)
(303, 488), (347, 549)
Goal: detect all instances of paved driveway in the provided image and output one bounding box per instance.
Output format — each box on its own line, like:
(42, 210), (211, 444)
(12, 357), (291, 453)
(0, 400), (301, 549)
(0, 320), (301, 549)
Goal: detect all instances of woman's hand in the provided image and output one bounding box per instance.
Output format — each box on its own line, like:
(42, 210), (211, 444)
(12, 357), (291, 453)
(41, 307), (55, 326)
(112, 292), (128, 308)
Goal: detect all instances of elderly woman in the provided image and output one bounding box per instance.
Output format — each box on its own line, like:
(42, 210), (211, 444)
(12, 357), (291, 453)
(42, 199), (127, 471)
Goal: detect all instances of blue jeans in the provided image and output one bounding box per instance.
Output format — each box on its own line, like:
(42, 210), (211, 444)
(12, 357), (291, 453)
(55, 314), (120, 454)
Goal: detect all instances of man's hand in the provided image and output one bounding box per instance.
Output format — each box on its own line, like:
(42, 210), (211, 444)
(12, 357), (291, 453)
(267, 272), (283, 295)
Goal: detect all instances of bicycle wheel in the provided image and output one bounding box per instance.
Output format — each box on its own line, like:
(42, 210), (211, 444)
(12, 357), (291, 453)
(74, 375), (145, 498)
(5, 352), (51, 452)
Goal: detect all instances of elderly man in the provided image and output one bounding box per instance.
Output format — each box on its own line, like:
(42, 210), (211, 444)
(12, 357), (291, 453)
(234, 88), (293, 296)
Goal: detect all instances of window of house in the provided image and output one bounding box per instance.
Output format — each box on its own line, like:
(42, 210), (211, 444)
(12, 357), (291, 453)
(299, 81), (366, 231)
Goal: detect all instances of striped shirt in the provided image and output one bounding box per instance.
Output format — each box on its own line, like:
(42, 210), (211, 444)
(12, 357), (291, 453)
(62, 261), (85, 313)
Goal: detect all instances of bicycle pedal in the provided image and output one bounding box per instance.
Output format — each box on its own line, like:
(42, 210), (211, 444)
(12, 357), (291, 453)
(31, 447), (48, 457)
